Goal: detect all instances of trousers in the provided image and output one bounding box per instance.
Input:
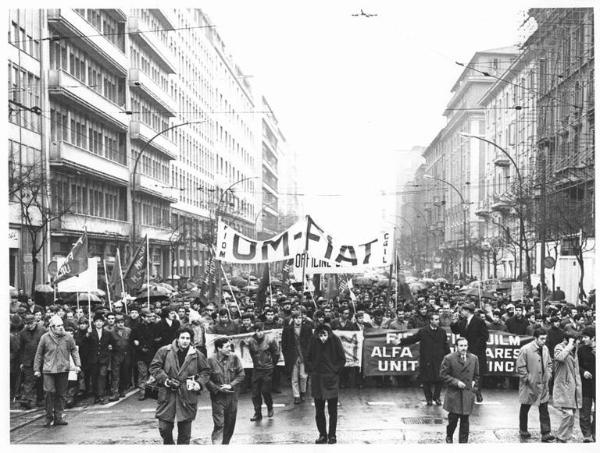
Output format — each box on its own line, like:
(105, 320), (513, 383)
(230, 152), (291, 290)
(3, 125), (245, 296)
(210, 393), (238, 444)
(422, 381), (442, 401)
(447, 412), (470, 443)
(519, 402), (551, 434)
(42, 372), (69, 422)
(111, 353), (131, 394)
(158, 419), (192, 444)
(251, 368), (273, 413)
(314, 398), (338, 437)
(290, 359), (307, 398)
(580, 396), (596, 439)
(136, 360), (149, 389)
(556, 407), (576, 441)
(89, 363), (108, 398)
(21, 366), (43, 404)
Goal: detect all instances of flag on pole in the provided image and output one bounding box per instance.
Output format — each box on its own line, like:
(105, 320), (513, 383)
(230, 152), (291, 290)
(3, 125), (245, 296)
(110, 249), (124, 302)
(55, 230), (88, 283)
(312, 274), (322, 299)
(201, 250), (216, 300)
(123, 235), (148, 293)
(281, 259), (293, 295)
(347, 278), (357, 302)
(256, 263), (270, 311)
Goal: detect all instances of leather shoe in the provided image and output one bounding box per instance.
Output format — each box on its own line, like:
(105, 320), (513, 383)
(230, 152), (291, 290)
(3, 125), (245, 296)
(446, 436), (453, 443)
(541, 434), (555, 442)
(294, 397), (301, 404)
(138, 393), (146, 401)
(20, 401), (33, 410)
(315, 435), (328, 444)
(250, 413), (262, 422)
(267, 408), (274, 417)
(54, 419), (68, 426)
(328, 435), (337, 444)
(43, 420), (53, 428)
(476, 392), (483, 403)
(426, 400), (433, 406)
(300, 393), (306, 402)
(434, 399), (442, 406)
(108, 394), (120, 402)
(520, 431), (532, 439)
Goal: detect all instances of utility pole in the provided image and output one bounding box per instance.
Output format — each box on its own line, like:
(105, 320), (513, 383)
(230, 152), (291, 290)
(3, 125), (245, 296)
(539, 146), (547, 315)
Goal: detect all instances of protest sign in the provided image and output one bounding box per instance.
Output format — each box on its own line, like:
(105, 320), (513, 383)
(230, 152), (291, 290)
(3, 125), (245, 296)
(511, 281), (524, 301)
(362, 328), (534, 377)
(336, 330), (363, 367)
(216, 216), (392, 268)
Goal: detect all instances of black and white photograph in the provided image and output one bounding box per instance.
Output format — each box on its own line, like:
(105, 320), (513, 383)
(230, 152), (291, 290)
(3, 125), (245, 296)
(6, 0), (597, 447)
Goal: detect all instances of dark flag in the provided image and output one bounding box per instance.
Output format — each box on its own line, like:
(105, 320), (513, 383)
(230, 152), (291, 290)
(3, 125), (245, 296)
(123, 236), (147, 293)
(313, 274), (322, 299)
(202, 250), (216, 301)
(110, 249), (124, 301)
(256, 263), (270, 311)
(326, 274), (338, 300)
(55, 230), (88, 284)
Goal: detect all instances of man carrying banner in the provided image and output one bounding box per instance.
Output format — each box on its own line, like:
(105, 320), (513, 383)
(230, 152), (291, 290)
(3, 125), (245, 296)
(515, 328), (555, 442)
(306, 325), (346, 444)
(396, 313), (450, 405)
(440, 337), (479, 443)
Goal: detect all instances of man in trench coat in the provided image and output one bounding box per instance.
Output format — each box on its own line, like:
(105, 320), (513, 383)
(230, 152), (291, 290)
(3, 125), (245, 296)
(439, 336), (479, 443)
(149, 326), (210, 444)
(515, 328), (555, 442)
(305, 324), (346, 445)
(397, 313), (450, 405)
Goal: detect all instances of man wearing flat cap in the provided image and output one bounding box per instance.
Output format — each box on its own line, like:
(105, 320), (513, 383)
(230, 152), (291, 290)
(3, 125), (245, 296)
(451, 302), (489, 402)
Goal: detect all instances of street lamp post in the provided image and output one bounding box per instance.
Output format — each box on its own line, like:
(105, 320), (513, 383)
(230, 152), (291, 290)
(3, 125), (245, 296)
(130, 120), (207, 250)
(423, 174), (468, 280)
(460, 132), (530, 288)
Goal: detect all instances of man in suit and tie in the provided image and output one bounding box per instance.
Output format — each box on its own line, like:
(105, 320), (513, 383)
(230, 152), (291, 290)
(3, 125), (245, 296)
(450, 302), (489, 402)
(440, 336), (480, 443)
(88, 313), (115, 404)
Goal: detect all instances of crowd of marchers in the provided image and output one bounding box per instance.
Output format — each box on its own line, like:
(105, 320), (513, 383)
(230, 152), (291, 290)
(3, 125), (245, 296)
(8, 280), (596, 444)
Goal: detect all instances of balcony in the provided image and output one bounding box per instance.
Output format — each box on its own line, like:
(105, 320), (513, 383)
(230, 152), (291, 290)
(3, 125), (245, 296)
(490, 193), (512, 213)
(150, 9), (178, 29)
(475, 201), (491, 217)
(493, 156), (511, 167)
(134, 173), (178, 202)
(50, 141), (129, 185)
(128, 17), (177, 73)
(129, 120), (177, 159)
(129, 68), (176, 117)
(139, 225), (172, 244)
(59, 213), (130, 238)
(47, 9), (127, 74)
(48, 70), (128, 130)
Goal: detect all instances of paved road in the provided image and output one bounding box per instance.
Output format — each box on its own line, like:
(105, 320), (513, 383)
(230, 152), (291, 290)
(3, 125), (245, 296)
(10, 387), (595, 445)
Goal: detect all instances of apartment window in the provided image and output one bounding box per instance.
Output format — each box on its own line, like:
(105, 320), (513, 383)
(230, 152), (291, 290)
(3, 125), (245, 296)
(9, 10), (40, 59)
(8, 62), (41, 132)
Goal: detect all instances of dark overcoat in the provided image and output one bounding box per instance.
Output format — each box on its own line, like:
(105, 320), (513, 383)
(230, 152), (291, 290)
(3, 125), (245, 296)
(440, 351), (479, 415)
(451, 316), (489, 376)
(281, 322), (313, 373)
(305, 326), (346, 400)
(149, 340), (211, 422)
(400, 325), (450, 382)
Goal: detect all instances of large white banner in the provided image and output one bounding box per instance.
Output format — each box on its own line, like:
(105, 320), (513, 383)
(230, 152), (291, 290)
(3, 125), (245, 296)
(56, 257), (98, 292)
(216, 216), (392, 269)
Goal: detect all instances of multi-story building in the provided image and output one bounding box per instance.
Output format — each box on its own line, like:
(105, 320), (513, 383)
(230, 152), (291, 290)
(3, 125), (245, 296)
(8, 9), (44, 292)
(477, 49), (538, 280)
(8, 8), (297, 293)
(525, 8), (595, 302)
(416, 47), (519, 280)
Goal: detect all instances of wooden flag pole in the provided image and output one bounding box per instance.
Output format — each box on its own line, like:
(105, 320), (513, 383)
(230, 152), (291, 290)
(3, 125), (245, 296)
(76, 292), (80, 312)
(267, 262), (273, 306)
(87, 291), (91, 325)
(146, 235), (150, 310)
(103, 259), (112, 311)
(116, 249), (127, 314)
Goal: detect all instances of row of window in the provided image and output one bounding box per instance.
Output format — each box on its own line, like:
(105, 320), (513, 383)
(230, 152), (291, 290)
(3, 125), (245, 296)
(52, 172), (127, 221)
(8, 10), (41, 59)
(131, 92), (170, 132)
(132, 145), (170, 184)
(8, 62), (41, 133)
(74, 9), (125, 51)
(50, 102), (127, 165)
(131, 43), (169, 93)
(49, 36), (126, 106)
(134, 194), (170, 228)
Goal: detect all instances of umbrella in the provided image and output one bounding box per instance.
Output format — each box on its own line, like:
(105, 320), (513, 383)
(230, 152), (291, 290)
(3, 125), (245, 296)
(35, 284), (54, 293)
(230, 276), (248, 287)
(270, 279), (282, 287)
(223, 285), (240, 294)
(354, 276), (373, 286)
(9, 285), (18, 298)
(138, 285), (172, 298)
(435, 278), (448, 284)
(409, 282), (427, 292)
(157, 282), (176, 292)
(460, 287), (495, 298)
(65, 292), (102, 303)
(90, 288), (106, 297)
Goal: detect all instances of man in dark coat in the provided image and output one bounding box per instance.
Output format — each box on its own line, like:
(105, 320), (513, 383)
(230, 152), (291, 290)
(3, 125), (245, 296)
(18, 314), (46, 409)
(282, 312), (312, 404)
(305, 325), (346, 444)
(397, 313), (450, 405)
(506, 305), (529, 335)
(578, 327), (595, 442)
(451, 303), (488, 402)
(149, 327), (210, 444)
(156, 307), (181, 348)
(130, 308), (155, 400)
(108, 314), (132, 401)
(87, 314), (115, 404)
(247, 322), (280, 421)
(440, 337), (480, 443)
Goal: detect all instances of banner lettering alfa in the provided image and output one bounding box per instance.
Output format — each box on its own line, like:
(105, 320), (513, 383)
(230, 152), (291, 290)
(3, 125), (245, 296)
(206, 329), (363, 369)
(216, 216), (392, 268)
(362, 328), (534, 377)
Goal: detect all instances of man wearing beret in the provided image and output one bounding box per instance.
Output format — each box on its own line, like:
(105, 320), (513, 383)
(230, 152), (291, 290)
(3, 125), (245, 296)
(451, 303), (489, 402)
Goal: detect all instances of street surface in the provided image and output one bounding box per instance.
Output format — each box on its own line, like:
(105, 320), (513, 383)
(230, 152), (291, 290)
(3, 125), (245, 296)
(10, 386), (594, 444)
